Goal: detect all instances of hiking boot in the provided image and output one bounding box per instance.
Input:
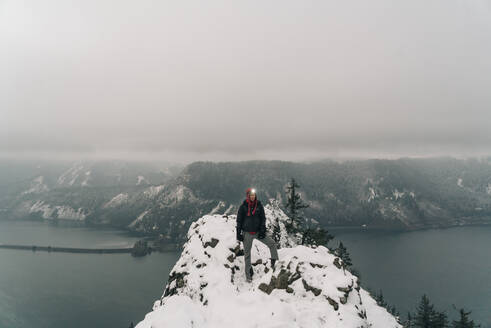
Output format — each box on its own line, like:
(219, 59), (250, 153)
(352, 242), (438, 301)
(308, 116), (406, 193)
(246, 267), (253, 283)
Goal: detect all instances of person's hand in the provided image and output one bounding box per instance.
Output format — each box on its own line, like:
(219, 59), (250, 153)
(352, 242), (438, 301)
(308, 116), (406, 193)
(237, 232), (244, 242)
(258, 231), (266, 239)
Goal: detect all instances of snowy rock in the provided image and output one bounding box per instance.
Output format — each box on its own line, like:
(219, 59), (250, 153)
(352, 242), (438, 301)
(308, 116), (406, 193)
(135, 210), (401, 328)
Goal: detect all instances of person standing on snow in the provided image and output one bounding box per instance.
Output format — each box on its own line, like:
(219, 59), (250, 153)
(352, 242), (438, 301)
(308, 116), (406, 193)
(236, 188), (279, 283)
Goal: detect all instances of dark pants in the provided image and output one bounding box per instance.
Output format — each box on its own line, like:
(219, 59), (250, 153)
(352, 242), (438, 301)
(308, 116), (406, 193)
(243, 232), (279, 280)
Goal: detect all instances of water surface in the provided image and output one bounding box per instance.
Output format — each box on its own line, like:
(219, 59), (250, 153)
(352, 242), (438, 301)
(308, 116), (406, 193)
(330, 225), (491, 327)
(1, 220), (490, 327)
(0, 220), (180, 328)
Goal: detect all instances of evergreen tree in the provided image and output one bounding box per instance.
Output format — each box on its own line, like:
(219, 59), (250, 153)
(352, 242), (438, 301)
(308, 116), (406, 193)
(451, 307), (481, 328)
(284, 177), (333, 247)
(432, 310), (449, 328)
(350, 266), (362, 284)
(404, 312), (414, 328)
(272, 217), (282, 247)
(375, 289), (388, 307)
(284, 178), (309, 234)
(367, 287), (400, 322)
(413, 294), (436, 328)
(334, 241), (352, 273)
(391, 305), (400, 318)
(301, 226), (334, 247)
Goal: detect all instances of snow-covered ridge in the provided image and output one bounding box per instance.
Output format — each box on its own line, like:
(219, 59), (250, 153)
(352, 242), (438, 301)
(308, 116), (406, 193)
(136, 202), (401, 328)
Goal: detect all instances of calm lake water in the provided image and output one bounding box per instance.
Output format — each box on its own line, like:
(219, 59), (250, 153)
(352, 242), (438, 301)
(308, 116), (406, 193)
(1, 221), (490, 328)
(330, 225), (491, 328)
(0, 220), (181, 328)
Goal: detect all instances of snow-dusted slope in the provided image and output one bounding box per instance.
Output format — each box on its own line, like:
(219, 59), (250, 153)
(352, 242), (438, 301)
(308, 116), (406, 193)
(136, 205), (401, 328)
(22, 176), (49, 194)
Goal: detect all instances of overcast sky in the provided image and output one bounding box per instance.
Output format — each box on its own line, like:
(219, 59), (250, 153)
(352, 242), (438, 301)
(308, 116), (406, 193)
(1, 0), (491, 164)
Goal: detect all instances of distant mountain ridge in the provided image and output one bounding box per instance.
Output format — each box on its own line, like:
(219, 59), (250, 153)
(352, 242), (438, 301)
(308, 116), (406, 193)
(1, 157), (491, 247)
(0, 159), (183, 227)
(130, 157), (491, 240)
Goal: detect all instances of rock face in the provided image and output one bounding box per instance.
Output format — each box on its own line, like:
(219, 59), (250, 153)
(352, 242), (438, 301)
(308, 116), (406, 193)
(135, 213), (402, 328)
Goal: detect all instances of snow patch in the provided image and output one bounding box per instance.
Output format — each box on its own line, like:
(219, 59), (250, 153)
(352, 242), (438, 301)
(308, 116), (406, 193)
(103, 193), (129, 208)
(223, 204), (234, 215)
(144, 185), (165, 198)
(55, 206), (86, 220)
(29, 200), (86, 220)
(393, 189), (405, 200)
(29, 200), (55, 218)
(163, 185), (198, 204)
(137, 175), (147, 185)
(208, 201), (226, 215)
(57, 163), (84, 186)
(368, 187), (377, 202)
(128, 210), (149, 228)
(81, 171), (91, 186)
(22, 176), (49, 194)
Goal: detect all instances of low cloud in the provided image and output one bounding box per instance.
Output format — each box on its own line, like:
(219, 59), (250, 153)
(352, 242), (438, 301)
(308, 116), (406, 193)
(1, 0), (490, 163)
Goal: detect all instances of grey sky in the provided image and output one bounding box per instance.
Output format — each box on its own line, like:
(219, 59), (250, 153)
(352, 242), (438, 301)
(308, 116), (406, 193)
(1, 0), (491, 164)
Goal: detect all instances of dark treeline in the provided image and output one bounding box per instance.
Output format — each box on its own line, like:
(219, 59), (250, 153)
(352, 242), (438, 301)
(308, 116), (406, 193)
(373, 291), (482, 328)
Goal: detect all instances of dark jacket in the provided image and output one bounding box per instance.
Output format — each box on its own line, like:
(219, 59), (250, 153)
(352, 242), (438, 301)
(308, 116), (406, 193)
(236, 199), (266, 236)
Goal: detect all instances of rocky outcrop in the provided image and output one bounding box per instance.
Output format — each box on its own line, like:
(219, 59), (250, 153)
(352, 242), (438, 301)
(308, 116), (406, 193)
(135, 213), (402, 328)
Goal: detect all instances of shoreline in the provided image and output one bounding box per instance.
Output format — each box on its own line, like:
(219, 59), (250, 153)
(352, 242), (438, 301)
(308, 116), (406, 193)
(327, 222), (491, 235)
(0, 243), (134, 254)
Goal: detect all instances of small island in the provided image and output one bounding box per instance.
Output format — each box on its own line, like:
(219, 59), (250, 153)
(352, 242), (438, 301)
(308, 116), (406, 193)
(131, 240), (152, 257)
